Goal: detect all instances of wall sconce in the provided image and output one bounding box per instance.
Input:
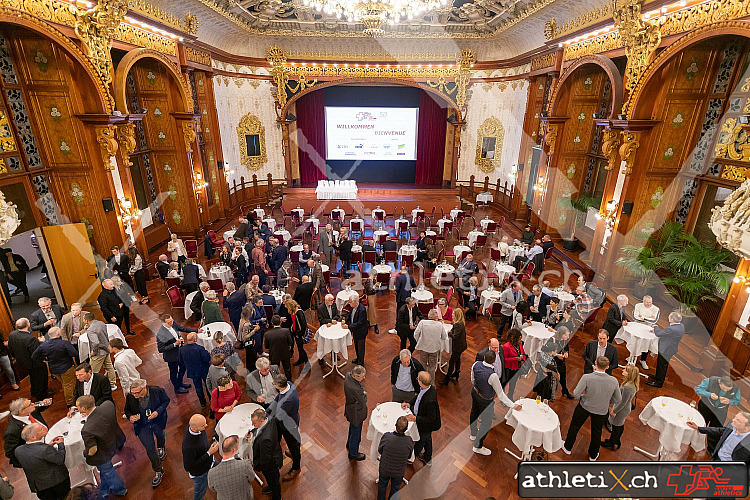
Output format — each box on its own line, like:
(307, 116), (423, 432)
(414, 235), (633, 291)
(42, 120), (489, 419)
(508, 164), (517, 180)
(532, 175), (547, 194)
(119, 197), (141, 226)
(224, 167), (235, 179)
(732, 275), (750, 294)
(596, 200), (618, 228)
(193, 171), (208, 192)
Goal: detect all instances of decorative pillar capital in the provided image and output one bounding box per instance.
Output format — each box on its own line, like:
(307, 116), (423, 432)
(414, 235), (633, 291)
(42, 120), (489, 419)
(116, 123), (136, 168)
(544, 123), (559, 156)
(95, 124), (118, 171)
(618, 130), (641, 175)
(602, 128), (621, 170)
(182, 121), (197, 154)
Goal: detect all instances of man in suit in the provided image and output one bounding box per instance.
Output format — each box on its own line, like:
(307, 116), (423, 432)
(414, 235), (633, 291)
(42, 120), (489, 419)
(392, 268), (416, 334)
(496, 281), (522, 339)
(1, 247), (29, 303)
(396, 298), (422, 352)
(646, 311), (686, 388)
(14, 423), (70, 500)
(381, 236), (397, 255)
(183, 414), (219, 500)
(344, 295), (368, 365)
(309, 258), (325, 303)
(293, 275), (315, 311)
(563, 356), (622, 460)
(317, 294), (339, 326)
(401, 371), (440, 466)
(602, 294), (630, 342)
(191, 282), (210, 322)
(390, 349), (424, 405)
(97, 279), (126, 332)
(181, 258), (202, 294)
(527, 284), (551, 323)
(338, 232), (353, 278)
(31, 327), (77, 406)
(106, 246), (132, 288)
(179, 333), (211, 408)
(455, 253), (479, 288)
(8, 318), (48, 401)
(268, 374), (301, 481)
(688, 411), (750, 466)
(344, 365), (367, 461)
(319, 224), (336, 266)
(269, 238), (288, 274)
(208, 435), (254, 499)
(4, 397), (50, 468)
(81, 312), (117, 388)
(59, 302), (84, 357)
(71, 362), (113, 406)
(155, 254), (171, 282)
(156, 314), (196, 394)
(378, 416), (414, 500)
(246, 357), (280, 407)
(125, 379), (170, 487)
(222, 282), (246, 333)
(262, 285), (277, 310)
(582, 330), (619, 376)
(541, 234), (554, 254)
(234, 217), (249, 241)
(77, 395), (128, 494)
(251, 408), (283, 500)
(29, 297), (63, 340)
(264, 315), (293, 378)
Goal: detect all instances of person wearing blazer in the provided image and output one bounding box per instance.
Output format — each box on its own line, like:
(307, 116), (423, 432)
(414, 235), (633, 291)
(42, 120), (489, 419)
(394, 269), (416, 326)
(602, 295), (630, 342)
(246, 360), (281, 406)
(208, 436), (254, 500)
(181, 260), (201, 294)
(396, 299), (423, 352)
(156, 254), (171, 280)
(401, 372), (440, 466)
(527, 285), (550, 322)
(191, 284), (209, 322)
(179, 334), (211, 408)
(269, 239), (288, 274)
(338, 233), (353, 278)
(344, 366), (368, 460)
(59, 303), (84, 355)
(222, 283), (246, 333)
(156, 314), (196, 393)
(72, 365), (113, 406)
(317, 295), (339, 326)
(502, 328), (528, 400)
(251, 409), (283, 500)
(390, 350), (425, 405)
(78, 397), (127, 493)
(106, 247), (132, 288)
(124, 381), (170, 485)
(582, 330), (619, 376)
(264, 316), (293, 378)
(14, 424), (70, 499)
(646, 311), (686, 388)
(496, 281), (522, 339)
(344, 296), (369, 365)
(167, 234), (187, 268)
(293, 275), (315, 311)
(29, 298), (64, 340)
(4, 398), (48, 468)
(319, 224), (335, 265)
(8, 318), (49, 401)
(268, 376), (301, 481)
(689, 411), (750, 466)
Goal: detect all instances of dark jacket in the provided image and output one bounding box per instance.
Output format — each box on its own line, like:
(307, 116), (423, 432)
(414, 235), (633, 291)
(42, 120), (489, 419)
(234, 222), (249, 241)
(31, 337), (77, 375)
(97, 288), (124, 321)
(601, 303), (628, 339)
(698, 426), (750, 465)
(74, 372), (113, 406)
(124, 385), (170, 434)
(269, 383), (300, 434)
(390, 356), (424, 393)
(293, 281), (315, 311)
(156, 260), (171, 280)
(182, 426), (214, 477)
(378, 431), (414, 479)
(107, 253), (130, 278)
(190, 290), (205, 321)
(14, 441), (69, 493)
(449, 321), (467, 353)
(338, 239), (353, 261)
(7, 329), (40, 370)
(156, 322), (196, 363)
(264, 327), (293, 362)
(29, 305), (63, 338)
(223, 290), (246, 331)
(81, 400), (126, 466)
(655, 322), (685, 359)
(396, 304), (422, 339)
(382, 240), (397, 253)
(246, 365), (280, 402)
(182, 263), (201, 286)
(179, 342), (211, 380)
(411, 386), (441, 435)
(520, 229), (534, 245)
(394, 273), (416, 303)
(346, 303), (368, 341)
(4, 410), (47, 468)
(582, 340), (619, 375)
(317, 303), (340, 325)
(269, 245), (287, 273)
(528, 292), (551, 321)
(541, 240), (554, 254)
(252, 419), (283, 472)
(344, 372), (367, 427)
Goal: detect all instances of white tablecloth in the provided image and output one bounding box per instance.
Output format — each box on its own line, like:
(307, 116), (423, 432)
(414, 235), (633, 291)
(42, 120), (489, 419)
(262, 218), (277, 230)
(271, 289), (285, 304)
(316, 180), (357, 200)
(184, 290), (198, 320)
(223, 230), (236, 242)
(481, 289), (501, 314)
(504, 398), (563, 459)
(476, 192), (494, 204)
(196, 322), (237, 352)
(425, 230), (436, 238)
(434, 264), (455, 280)
(639, 396), (706, 454)
(351, 245), (362, 254)
(45, 414), (89, 470)
(209, 265), (233, 284)
(336, 290), (359, 310)
(274, 229), (291, 242)
(78, 324), (127, 359)
(315, 323), (352, 360)
(555, 291), (575, 308)
(373, 230), (388, 244)
(216, 403), (263, 459)
(437, 218), (452, 231)
(399, 245), (417, 257)
(479, 218), (495, 231)
(615, 322), (658, 360)
(290, 245), (304, 253)
(467, 231), (485, 246)
(521, 321), (554, 361)
(373, 264), (392, 275)
(508, 246), (525, 262)
(349, 218), (364, 232)
(411, 209), (425, 224)
(291, 208), (305, 219)
(450, 209), (462, 220)
(494, 264), (516, 282)
(253, 208), (265, 219)
(394, 218), (409, 232)
(366, 402), (419, 463)
(306, 218), (320, 232)
(453, 245), (471, 260)
(411, 289), (433, 303)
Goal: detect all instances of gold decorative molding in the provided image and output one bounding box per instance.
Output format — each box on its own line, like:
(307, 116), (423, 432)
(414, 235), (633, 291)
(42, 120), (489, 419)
(286, 50), (461, 62)
(720, 164), (749, 182)
(236, 113), (267, 171)
(601, 127), (621, 170)
(531, 52), (557, 72)
(564, 31), (622, 60)
(715, 117), (750, 161)
(116, 123), (136, 168)
(4, 0), (78, 26)
(475, 116), (505, 173)
(95, 124), (118, 171)
(186, 47), (211, 66)
(618, 130), (641, 175)
(182, 121), (197, 155)
(75, 0), (129, 91)
(544, 123), (559, 156)
(545, 6), (613, 41)
(127, 0), (198, 34)
(116, 22), (177, 55)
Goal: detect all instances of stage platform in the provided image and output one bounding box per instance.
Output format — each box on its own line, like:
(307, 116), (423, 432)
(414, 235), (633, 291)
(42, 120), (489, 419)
(282, 183), (460, 214)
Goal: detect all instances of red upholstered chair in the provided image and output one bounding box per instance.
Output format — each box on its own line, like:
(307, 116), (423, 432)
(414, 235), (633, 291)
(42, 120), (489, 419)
(490, 247), (501, 263)
(497, 216), (505, 230)
(364, 250), (378, 265)
(341, 303), (352, 317)
(165, 277), (181, 289)
(263, 305), (275, 320)
(374, 232), (387, 246)
(417, 301), (432, 317)
(166, 286), (185, 310)
(351, 251), (362, 265)
(377, 271), (391, 287)
(485, 221), (497, 234)
(474, 234), (488, 248)
(207, 230), (225, 249)
(289, 249), (300, 263)
(384, 250), (397, 264)
(489, 301), (503, 319)
(439, 273), (454, 289)
(510, 262), (534, 284)
(395, 219), (408, 236)
(207, 279), (224, 292)
(401, 254), (414, 268)
(184, 239), (198, 259)
(545, 247), (554, 259)
(350, 219), (362, 234)
(445, 286), (454, 304)
(276, 234), (285, 246)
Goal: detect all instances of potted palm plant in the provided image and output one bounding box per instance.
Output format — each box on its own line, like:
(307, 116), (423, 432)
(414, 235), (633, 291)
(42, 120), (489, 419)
(558, 194), (598, 251)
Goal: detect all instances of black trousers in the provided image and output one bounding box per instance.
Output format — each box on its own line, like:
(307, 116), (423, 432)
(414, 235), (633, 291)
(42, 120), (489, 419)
(30, 361), (49, 401)
(564, 403), (607, 459)
(36, 476), (70, 500)
(606, 423), (625, 447)
(279, 424), (301, 471)
(167, 360), (186, 390)
(294, 334), (308, 363)
(698, 401), (727, 453)
(653, 353), (671, 385)
(496, 314), (512, 339)
(398, 331), (416, 352)
(341, 259), (351, 278)
(445, 350), (463, 378)
(8, 270), (28, 298)
(395, 301), (405, 328)
(133, 269), (148, 297)
(354, 338), (366, 365)
(554, 357), (570, 395)
(260, 466), (281, 500)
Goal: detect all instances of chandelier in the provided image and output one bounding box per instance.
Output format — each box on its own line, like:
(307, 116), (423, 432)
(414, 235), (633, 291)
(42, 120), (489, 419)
(302, 0), (451, 36)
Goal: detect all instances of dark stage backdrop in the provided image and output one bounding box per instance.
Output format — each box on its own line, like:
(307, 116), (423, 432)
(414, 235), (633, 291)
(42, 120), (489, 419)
(295, 86), (447, 185)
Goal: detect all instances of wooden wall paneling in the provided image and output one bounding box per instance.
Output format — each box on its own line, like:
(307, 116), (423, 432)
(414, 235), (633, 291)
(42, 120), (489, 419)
(195, 70), (222, 216)
(204, 74), (229, 217)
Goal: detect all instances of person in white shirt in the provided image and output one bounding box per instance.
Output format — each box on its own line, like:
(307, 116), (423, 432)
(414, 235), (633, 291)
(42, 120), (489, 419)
(167, 234), (187, 270)
(109, 338), (142, 395)
(413, 309), (448, 384)
(498, 236), (510, 262)
(513, 239), (543, 270)
(634, 295), (661, 369)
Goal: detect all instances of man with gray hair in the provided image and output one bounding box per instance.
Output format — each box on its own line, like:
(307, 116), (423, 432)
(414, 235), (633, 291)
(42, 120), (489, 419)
(390, 349), (425, 404)
(4, 397), (49, 468)
(413, 309), (448, 384)
(317, 293), (339, 326)
(646, 310), (685, 388)
(97, 278), (127, 334)
(8, 317), (49, 401)
(15, 422), (70, 499)
(191, 282), (211, 322)
(29, 296), (63, 340)
(82, 311), (117, 389)
(31, 326), (77, 406)
(496, 281), (522, 339)
(59, 302), (83, 352)
(246, 356), (280, 407)
(602, 294), (630, 342)
(208, 435), (254, 499)
(528, 284), (550, 323)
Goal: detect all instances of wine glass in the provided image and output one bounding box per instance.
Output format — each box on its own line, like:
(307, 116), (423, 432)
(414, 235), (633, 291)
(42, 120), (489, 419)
(689, 400), (697, 409)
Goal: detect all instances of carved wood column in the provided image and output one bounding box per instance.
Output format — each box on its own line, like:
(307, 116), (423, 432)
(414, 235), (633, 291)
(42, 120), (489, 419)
(172, 112), (204, 238)
(537, 116), (567, 234)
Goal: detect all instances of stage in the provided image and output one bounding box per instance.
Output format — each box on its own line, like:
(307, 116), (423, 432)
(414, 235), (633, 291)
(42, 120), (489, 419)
(282, 183), (460, 214)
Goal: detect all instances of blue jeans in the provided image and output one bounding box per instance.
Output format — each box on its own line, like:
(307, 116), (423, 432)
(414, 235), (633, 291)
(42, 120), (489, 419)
(346, 422), (362, 456)
(377, 476), (402, 500)
(97, 460), (126, 498)
(137, 424), (165, 472)
(192, 471), (208, 500)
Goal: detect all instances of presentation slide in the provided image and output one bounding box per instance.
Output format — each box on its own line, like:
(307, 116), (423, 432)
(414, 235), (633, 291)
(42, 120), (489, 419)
(325, 107), (418, 161)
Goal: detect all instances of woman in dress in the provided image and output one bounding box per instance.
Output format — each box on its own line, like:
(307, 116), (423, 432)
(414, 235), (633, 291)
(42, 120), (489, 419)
(210, 374), (241, 420)
(211, 330), (236, 375)
(435, 298), (453, 323)
(127, 247), (149, 304)
(237, 305), (258, 366)
(602, 364), (640, 451)
(544, 297), (563, 327)
(439, 308), (467, 385)
(503, 328), (527, 400)
(551, 326), (573, 399)
(201, 290), (224, 325)
(287, 299), (309, 369)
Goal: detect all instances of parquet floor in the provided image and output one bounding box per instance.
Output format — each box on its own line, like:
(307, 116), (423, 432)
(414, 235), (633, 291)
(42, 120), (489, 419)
(0, 204), (736, 499)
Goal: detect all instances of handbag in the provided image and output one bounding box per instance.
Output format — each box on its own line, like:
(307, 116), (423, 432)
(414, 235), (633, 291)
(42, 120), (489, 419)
(631, 393), (637, 411)
(302, 328), (314, 344)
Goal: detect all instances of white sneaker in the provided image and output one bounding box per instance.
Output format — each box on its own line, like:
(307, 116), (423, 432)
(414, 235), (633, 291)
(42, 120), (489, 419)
(388, 329), (397, 334)
(472, 446), (491, 456)
(640, 360), (649, 370)
(469, 434), (476, 441)
(589, 454), (599, 461)
(561, 446), (572, 455)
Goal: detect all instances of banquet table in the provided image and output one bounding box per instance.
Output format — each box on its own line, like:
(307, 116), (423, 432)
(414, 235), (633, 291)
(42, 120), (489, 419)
(615, 321), (659, 364)
(637, 396), (705, 459)
(372, 264), (392, 278)
(273, 229), (291, 243)
(449, 208), (463, 220)
(467, 231), (484, 247)
(291, 208), (305, 219)
(411, 208), (425, 224)
(479, 218), (495, 231)
(476, 192), (494, 204)
(262, 218), (277, 230)
(45, 412), (91, 470)
(336, 289), (359, 310)
(252, 207), (265, 219)
(398, 245), (417, 257)
(351, 245), (362, 254)
(411, 288), (433, 303)
(209, 265), (233, 284)
(453, 245), (471, 261)
(508, 245), (525, 262)
(437, 218), (452, 232)
(290, 244), (304, 253)
(216, 402), (263, 459)
(521, 321), (555, 363)
(305, 218), (320, 232)
(425, 230), (437, 238)
(184, 290), (198, 320)
(315, 323), (352, 378)
(504, 398), (563, 461)
(366, 402), (419, 463)
(481, 289), (502, 314)
(196, 322), (237, 352)
(494, 264), (516, 283)
(316, 180), (357, 200)
(373, 230), (389, 245)
(223, 229), (236, 242)
(554, 290), (575, 309)
(434, 264), (455, 282)
(78, 324), (127, 359)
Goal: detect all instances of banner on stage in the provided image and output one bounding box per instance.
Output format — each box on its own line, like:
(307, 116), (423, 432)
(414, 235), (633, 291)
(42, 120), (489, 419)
(325, 106), (418, 161)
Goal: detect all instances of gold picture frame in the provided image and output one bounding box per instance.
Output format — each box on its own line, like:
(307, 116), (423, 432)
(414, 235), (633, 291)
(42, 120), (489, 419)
(475, 116), (504, 173)
(237, 112), (267, 170)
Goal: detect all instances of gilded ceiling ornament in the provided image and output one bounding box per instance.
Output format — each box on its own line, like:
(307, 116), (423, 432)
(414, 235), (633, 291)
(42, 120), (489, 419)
(116, 123), (136, 168)
(266, 46), (290, 111)
(715, 117), (750, 162)
(544, 18), (557, 40)
(545, 6), (612, 41)
(95, 124), (119, 171)
(601, 128), (620, 170)
(186, 48), (211, 66)
(475, 116), (504, 173)
(237, 113), (268, 171)
(182, 121), (197, 154)
(127, 0), (198, 34)
(618, 130), (640, 175)
(74, 0), (129, 92)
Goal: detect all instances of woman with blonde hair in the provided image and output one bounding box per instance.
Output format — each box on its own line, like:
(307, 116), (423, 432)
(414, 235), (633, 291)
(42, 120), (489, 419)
(210, 329), (237, 375)
(602, 364), (640, 451)
(498, 235), (510, 262)
(287, 299), (310, 370)
(439, 308), (466, 385)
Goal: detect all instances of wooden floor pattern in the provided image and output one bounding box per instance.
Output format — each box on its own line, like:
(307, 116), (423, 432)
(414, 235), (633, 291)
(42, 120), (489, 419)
(0, 203), (733, 500)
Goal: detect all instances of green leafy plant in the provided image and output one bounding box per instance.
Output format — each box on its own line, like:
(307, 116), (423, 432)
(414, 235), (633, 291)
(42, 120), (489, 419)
(558, 194), (598, 239)
(615, 221), (685, 287)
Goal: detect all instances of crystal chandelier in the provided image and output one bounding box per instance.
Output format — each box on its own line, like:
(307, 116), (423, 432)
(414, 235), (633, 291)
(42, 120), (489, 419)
(302, 0), (451, 36)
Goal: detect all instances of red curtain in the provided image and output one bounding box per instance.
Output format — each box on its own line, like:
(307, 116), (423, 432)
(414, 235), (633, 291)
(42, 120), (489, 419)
(296, 91), (327, 185)
(415, 91), (447, 186)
